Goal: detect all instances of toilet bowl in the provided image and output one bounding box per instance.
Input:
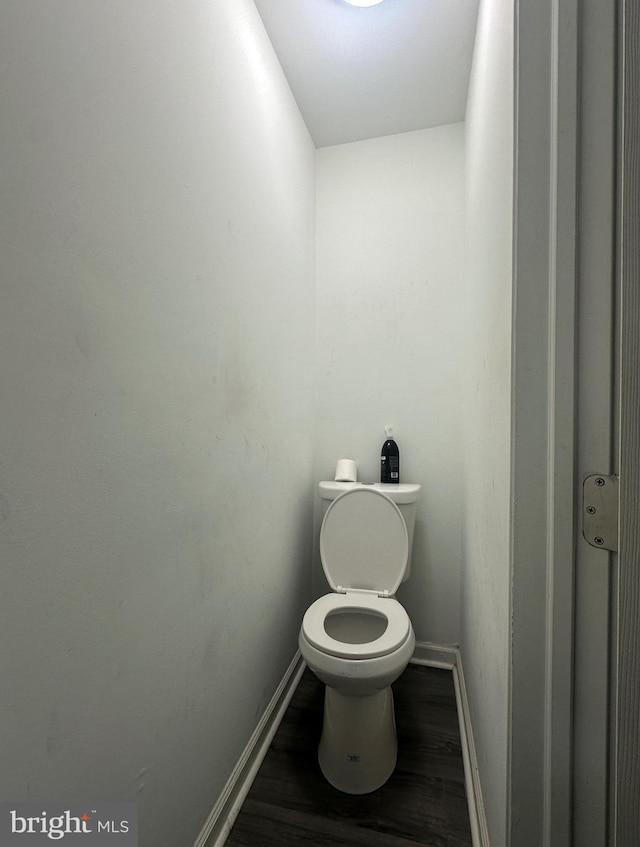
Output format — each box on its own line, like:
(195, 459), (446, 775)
(299, 484), (420, 794)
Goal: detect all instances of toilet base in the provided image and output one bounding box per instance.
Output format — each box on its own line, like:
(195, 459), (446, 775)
(318, 685), (397, 794)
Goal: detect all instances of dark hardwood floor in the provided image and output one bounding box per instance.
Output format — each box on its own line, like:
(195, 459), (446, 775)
(225, 664), (473, 846)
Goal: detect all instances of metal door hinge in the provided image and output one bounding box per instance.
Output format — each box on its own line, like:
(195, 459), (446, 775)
(582, 474), (619, 552)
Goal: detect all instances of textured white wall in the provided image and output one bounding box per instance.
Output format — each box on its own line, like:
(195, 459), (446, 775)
(0, 2), (314, 845)
(461, 0), (514, 843)
(315, 125), (465, 644)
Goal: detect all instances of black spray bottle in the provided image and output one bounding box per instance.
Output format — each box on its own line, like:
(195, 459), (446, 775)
(380, 426), (400, 484)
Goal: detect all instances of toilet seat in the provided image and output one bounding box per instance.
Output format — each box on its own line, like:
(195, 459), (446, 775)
(302, 592), (411, 660)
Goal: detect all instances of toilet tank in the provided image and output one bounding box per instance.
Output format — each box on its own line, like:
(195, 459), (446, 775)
(318, 482), (421, 582)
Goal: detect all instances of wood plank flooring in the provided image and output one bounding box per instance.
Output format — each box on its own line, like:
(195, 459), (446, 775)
(225, 664), (473, 847)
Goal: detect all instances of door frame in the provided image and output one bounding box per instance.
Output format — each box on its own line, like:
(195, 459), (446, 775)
(571, 0), (617, 843)
(511, 0), (638, 844)
(510, 0), (581, 843)
(612, 0), (640, 839)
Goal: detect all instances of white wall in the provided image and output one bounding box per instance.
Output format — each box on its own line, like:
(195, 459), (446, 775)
(0, 2), (314, 845)
(461, 0), (514, 843)
(315, 125), (465, 644)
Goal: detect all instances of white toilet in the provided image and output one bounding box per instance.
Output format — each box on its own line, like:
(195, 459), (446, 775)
(299, 481), (421, 795)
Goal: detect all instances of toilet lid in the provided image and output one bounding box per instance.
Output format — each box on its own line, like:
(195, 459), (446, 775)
(302, 592), (411, 659)
(320, 488), (409, 595)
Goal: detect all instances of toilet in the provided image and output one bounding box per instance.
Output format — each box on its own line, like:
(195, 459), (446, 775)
(299, 481), (421, 795)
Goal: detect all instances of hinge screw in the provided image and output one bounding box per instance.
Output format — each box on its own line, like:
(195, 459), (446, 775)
(594, 536), (605, 545)
(595, 477), (605, 486)
(586, 506), (596, 514)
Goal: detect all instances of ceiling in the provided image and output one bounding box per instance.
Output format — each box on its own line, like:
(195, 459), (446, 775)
(252, 0), (480, 148)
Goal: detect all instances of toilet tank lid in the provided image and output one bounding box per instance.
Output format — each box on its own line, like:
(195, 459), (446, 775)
(319, 481), (421, 505)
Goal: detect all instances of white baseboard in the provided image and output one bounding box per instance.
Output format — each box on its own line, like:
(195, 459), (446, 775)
(194, 642), (489, 847)
(410, 640), (458, 669)
(193, 651), (306, 847)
